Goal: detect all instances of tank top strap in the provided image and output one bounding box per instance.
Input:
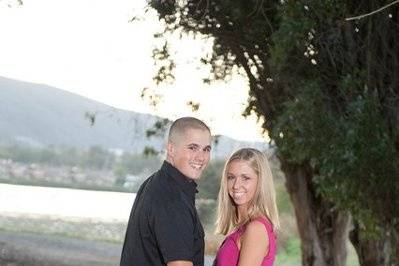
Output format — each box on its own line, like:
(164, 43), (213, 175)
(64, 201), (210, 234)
(231, 217), (275, 247)
(252, 216), (275, 235)
(231, 225), (244, 243)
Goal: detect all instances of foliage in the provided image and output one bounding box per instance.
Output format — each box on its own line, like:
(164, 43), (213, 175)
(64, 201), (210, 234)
(267, 1), (399, 233)
(0, 145), (161, 176)
(196, 199), (217, 229)
(142, 146), (160, 157)
(145, 118), (171, 138)
(113, 152), (161, 177)
(274, 79), (399, 232)
(197, 159), (224, 200)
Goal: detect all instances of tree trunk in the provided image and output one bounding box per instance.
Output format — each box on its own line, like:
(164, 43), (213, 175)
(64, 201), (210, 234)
(281, 161), (350, 266)
(350, 223), (399, 266)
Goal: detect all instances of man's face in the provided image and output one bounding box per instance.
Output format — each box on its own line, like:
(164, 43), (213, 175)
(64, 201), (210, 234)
(167, 128), (212, 181)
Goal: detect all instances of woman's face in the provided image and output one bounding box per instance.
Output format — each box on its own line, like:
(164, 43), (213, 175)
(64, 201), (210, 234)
(226, 159), (259, 209)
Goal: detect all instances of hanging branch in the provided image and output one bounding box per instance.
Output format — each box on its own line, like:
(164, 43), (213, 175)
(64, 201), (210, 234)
(345, 0), (399, 21)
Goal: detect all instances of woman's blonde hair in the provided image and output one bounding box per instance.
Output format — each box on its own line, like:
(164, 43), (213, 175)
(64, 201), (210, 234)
(215, 148), (280, 235)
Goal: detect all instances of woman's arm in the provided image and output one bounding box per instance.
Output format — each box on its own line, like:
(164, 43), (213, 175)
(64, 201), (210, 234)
(237, 220), (269, 266)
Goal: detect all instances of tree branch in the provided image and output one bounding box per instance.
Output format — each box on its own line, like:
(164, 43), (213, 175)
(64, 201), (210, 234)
(345, 0), (399, 21)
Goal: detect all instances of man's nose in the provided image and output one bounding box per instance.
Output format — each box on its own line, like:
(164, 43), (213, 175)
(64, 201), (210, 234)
(195, 150), (207, 160)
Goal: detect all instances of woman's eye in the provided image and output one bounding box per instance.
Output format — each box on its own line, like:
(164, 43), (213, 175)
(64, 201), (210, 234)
(227, 175), (235, 180)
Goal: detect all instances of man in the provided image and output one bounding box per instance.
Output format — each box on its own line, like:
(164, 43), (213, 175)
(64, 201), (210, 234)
(120, 117), (212, 266)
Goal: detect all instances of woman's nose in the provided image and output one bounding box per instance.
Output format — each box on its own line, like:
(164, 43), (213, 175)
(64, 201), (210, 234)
(233, 178), (240, 189)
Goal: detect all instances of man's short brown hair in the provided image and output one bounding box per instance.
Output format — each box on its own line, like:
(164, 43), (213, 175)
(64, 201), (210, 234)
(168, 117), (210, 142)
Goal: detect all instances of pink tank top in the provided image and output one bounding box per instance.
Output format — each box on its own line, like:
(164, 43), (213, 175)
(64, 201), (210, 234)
(214, 217), (276, 266)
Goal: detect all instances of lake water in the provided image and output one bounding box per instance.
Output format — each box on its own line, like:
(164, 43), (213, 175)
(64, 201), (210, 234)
(0, 183), (135, 222)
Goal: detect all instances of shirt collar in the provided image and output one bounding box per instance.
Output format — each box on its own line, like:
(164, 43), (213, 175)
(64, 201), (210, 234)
(161, 160), (198, 198)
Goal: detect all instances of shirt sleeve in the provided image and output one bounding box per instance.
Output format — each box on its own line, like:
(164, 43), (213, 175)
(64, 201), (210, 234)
(151, 197), (196, 263)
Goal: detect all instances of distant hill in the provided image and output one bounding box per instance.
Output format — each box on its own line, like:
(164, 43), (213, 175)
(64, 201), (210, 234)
(0, 76), (267, 158)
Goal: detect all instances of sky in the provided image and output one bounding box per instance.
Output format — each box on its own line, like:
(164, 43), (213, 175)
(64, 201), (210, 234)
(0, 0), (266, 141)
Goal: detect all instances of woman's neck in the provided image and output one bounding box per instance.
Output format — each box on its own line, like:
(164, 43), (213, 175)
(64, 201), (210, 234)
(237, 206), (248, 224)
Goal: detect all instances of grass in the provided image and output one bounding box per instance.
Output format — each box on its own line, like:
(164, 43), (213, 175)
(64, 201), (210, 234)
(0, 215), (126, 243)
(0, 214), (224, 256)
(275, 237), (301, 265)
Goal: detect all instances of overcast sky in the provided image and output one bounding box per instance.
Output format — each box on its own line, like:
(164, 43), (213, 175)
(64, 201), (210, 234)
(0, 0), (266, 141)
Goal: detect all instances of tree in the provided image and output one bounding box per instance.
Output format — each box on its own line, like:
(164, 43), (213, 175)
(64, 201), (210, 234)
(147, 0), (399, 265)
(264, 2), (399, 265)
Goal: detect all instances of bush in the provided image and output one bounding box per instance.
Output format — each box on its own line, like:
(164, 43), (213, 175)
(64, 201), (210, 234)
(196, 199), (217, 230)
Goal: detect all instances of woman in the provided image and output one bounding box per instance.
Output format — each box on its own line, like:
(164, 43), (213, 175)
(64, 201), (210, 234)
(214, 148), (279, 266)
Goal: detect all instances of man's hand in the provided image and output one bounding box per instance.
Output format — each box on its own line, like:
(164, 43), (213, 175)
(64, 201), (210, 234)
(167, 261), (193, 266)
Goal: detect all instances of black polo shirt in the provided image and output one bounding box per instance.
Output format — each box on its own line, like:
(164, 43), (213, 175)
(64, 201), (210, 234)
(120, 161), (205, 266)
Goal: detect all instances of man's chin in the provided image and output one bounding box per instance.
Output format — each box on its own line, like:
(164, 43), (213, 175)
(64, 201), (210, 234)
(187, 171), (203, 180)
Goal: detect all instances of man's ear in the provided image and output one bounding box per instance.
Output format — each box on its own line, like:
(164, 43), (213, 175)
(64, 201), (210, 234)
(166, 141), (174, 158)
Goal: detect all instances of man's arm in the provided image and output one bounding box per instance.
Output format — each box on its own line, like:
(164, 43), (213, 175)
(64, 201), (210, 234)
(167, 261), (193, 266)
(152, 200), (197, 265)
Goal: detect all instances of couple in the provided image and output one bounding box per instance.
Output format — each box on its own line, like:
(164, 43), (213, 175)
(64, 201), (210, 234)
(120, 117), (279, 266)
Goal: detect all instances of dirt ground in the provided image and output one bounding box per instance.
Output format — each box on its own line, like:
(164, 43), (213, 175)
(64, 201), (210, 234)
(0, 231), (121, 266)
(0, 231), (215, 266)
